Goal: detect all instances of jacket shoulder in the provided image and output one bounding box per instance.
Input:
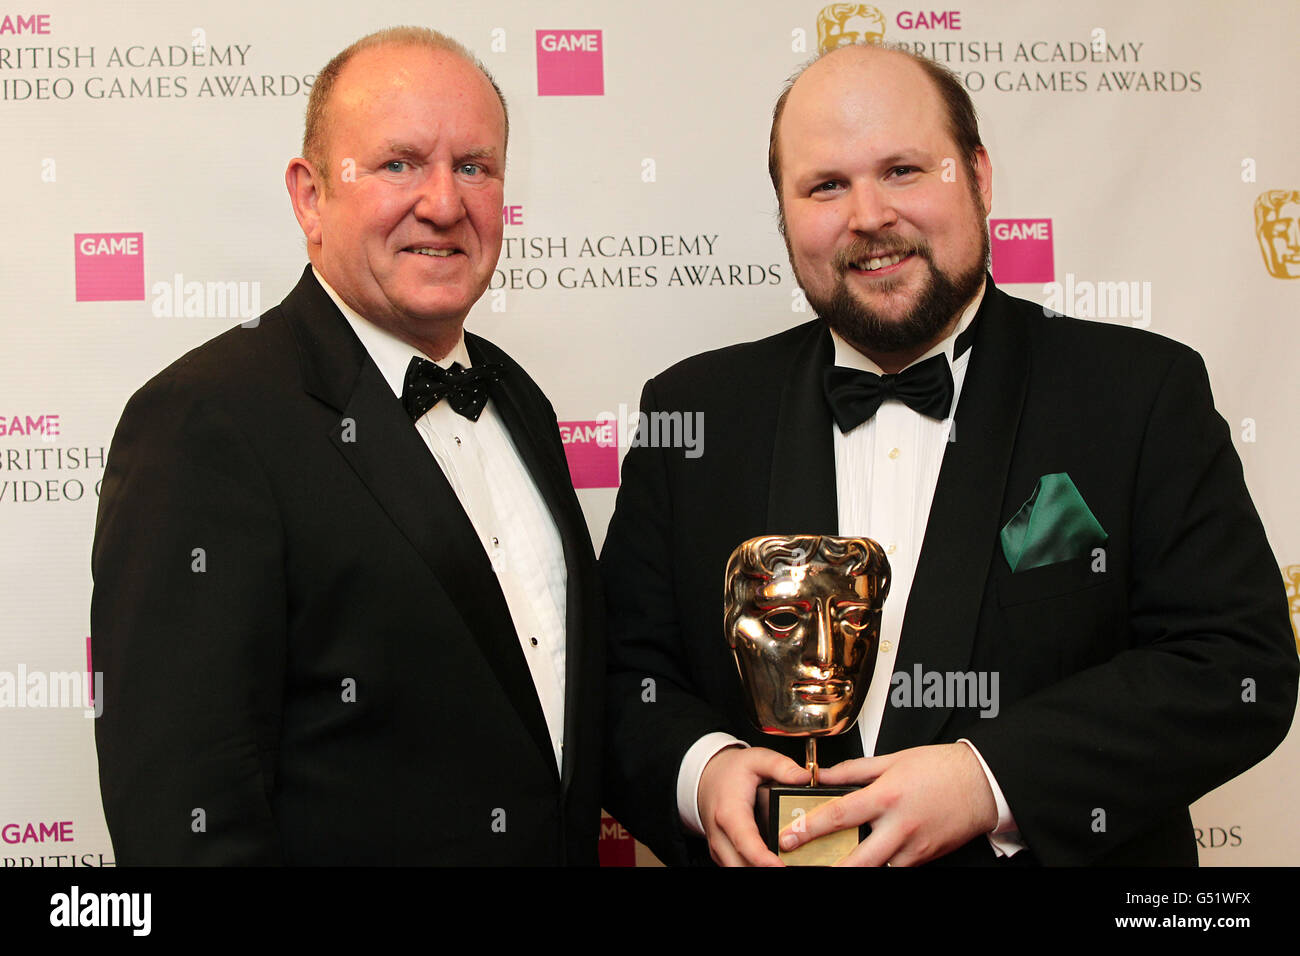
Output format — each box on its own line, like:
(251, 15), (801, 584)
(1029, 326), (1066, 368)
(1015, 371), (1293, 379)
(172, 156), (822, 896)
(121, 306), (300, 424)
(650, 320), (825, 395)
(998, 286), (1198, 368)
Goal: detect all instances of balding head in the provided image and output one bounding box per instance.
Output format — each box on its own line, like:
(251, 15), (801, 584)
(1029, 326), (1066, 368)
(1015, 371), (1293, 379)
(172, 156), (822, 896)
(768, 44), (982, 231)
(302, 27), (508, 192)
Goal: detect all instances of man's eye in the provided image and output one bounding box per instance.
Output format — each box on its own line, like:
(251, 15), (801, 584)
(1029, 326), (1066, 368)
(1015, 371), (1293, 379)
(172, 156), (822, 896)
(384, 161), (408, 173)
(764, 609), (801, 633)
(812, 181), (841, 194)
(889, 166), (920, 178)
(459, 163), (483, 176)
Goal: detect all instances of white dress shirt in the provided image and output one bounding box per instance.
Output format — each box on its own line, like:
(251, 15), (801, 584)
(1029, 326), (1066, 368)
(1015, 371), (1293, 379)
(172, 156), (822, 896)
(678, 280), (1025, 858)
(314, 268), (569, 772)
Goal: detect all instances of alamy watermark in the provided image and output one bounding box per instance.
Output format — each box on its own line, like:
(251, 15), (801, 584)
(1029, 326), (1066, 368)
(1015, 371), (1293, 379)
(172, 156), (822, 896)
(597, 403), (704, 459)
(50, 885), (150, 936)
(151, 273), (261, 326)
(1041, 273), (1152, 327)
(0, 665), (102, 718)
(889, 664), (1000, 718)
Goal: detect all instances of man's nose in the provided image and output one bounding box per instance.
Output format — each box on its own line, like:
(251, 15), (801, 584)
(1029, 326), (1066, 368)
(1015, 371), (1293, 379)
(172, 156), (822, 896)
(415, 166), (466, 226)
(847, 180), (898, 235)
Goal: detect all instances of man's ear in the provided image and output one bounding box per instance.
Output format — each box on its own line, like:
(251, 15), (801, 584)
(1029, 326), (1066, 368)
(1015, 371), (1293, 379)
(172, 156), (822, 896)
(970, 146), (993, 215)
(286, 157), (325, 247)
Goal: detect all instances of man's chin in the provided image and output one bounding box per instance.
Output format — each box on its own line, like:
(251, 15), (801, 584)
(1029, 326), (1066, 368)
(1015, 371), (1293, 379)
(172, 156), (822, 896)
(391, 287), (478, 323)
(810, 257), (984, 357)
(841, 289), (917, 325)
(814, 295), (948, 356)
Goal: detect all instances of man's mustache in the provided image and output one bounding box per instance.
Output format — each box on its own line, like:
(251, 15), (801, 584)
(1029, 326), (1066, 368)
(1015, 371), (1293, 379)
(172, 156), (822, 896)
(832, 238), (933, 273)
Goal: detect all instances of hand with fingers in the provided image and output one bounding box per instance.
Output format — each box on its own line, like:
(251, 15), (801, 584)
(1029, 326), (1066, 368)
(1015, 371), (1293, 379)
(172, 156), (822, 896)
(777, 743), (999, 866)
(698, 745), (812, 866)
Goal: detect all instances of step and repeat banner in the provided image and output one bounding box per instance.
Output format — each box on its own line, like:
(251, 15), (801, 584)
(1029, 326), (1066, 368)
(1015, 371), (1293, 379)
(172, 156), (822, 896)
(1, 0), (1296, 868)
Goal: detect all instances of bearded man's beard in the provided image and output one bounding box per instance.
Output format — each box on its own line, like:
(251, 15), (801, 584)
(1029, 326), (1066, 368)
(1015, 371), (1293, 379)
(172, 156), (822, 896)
(799, 228), (988, 357)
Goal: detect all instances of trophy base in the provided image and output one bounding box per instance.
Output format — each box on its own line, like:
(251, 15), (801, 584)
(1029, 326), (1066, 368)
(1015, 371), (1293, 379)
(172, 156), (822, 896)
(756, 784), (867, 866)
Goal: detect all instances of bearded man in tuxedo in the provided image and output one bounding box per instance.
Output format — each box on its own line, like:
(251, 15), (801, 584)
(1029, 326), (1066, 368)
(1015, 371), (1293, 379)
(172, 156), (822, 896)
(601, 43), (1297, 866)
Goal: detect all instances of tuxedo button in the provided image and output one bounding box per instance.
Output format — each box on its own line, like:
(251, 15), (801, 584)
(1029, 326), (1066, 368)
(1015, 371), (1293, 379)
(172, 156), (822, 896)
(880, 640), (894, 653)
(529, 637), (539, 647)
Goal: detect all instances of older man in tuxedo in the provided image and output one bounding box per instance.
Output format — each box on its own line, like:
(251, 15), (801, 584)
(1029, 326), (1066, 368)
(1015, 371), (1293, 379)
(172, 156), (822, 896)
(601, 43), (1297, 866)
(92, 27), (602, 865)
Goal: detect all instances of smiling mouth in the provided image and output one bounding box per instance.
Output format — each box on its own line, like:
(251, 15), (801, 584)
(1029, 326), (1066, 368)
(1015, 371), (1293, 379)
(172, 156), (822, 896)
(846, 251), (913, 274)
(405, 246), (461, 258)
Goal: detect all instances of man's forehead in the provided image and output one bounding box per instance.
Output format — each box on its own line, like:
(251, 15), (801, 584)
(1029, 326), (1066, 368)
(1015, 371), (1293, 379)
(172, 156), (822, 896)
(332, 44), (500, 121)
(798, 45), (928, 89)
(781, 48), (943, 146)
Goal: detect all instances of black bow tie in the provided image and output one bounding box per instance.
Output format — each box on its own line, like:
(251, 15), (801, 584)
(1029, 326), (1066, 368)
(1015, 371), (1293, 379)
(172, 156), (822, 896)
(823, 354), (954, 432)
(822, 312), (980, 433)
(401, 357), (503, 422)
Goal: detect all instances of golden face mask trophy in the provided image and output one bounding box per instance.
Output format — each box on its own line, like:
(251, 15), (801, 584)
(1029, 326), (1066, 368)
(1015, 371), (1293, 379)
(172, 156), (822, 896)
(724, 534), (890, 865)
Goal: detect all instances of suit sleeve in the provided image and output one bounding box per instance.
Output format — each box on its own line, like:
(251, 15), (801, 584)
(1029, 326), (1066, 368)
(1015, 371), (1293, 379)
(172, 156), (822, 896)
(602, 379), (731, 865)
(92, 375), (287, 864)
(963, 349), (1298, 864)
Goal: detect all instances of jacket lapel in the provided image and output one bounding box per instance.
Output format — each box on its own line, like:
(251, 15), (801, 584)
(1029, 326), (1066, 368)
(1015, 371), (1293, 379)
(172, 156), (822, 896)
(765, 321), (863, 765)
(876, 279), (1030, 753)
(467, 333), (594, 791)
(282, 268), (556, 773)
(766, 321), (839, 536)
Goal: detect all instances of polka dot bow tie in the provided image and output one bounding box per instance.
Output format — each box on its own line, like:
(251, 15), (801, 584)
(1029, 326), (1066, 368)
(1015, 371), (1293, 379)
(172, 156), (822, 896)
(401, 357), (503, 423)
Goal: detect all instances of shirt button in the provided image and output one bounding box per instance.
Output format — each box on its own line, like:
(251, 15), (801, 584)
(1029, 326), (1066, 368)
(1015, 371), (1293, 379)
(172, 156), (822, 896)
(491, 536), (499, 546)
(454, 436), (462, 446)
(888, 447), (900, 459)
(529, 637), (539, 647)
(880, 640), (894, 653)
(886, 543), (897, 554)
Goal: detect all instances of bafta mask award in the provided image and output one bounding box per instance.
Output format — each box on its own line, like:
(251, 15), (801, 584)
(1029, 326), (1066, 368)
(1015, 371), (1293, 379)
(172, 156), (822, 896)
(724, 534), (890, 865)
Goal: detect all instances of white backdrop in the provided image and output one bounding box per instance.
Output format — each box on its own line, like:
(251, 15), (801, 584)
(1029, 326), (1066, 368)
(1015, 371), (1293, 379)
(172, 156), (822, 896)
(1, 0), (1296, 867)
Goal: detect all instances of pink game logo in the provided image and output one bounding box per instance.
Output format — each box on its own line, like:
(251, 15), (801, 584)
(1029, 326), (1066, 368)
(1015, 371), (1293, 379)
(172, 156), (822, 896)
(559, 419), (618, 489)
(74, 232), (144, 301)
(536, 30), (604, 96)
(989, 219), (1053, 284)
(0, 14), (51, 35)
(598, 813), (636, 867)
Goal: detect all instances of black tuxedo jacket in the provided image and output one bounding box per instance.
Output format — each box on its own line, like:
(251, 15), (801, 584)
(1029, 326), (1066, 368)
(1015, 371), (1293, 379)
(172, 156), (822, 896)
(601, 277), (1296, 866)
(92, 267), (602, 865)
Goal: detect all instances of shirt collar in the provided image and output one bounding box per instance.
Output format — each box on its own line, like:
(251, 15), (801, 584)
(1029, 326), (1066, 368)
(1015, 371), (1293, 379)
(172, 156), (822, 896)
(313, 265), (471, 400)
(829, 277), (985, 374)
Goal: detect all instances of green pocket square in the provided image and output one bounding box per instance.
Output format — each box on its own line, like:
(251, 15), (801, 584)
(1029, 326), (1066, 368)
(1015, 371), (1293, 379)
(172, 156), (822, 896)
(1000, 473), (1108, 572)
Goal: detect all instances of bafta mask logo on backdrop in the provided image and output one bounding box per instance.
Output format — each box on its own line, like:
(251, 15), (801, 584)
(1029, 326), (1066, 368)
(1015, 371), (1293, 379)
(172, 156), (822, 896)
(817, 4), (887, 53)
(1255, 191), (1300, 279)
(1284, 565), (1300, 654)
